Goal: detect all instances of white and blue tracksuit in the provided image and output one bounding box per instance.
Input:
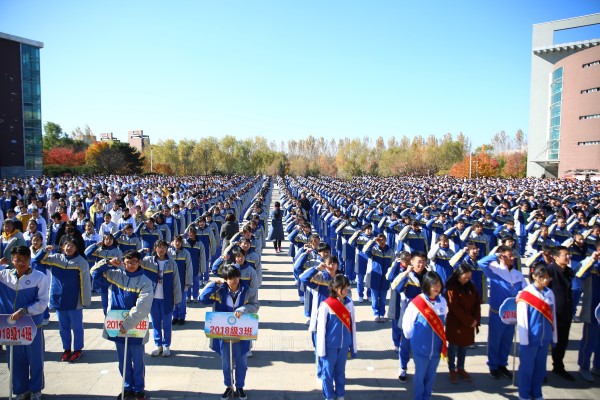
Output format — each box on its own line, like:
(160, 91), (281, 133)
(36, 251), (92, 351)
(0, 267), (49, 397)
(84, 243), (122, 315)
(348, 231), (373, 299)
(182, 238), (207, 300)
(91, 260), (154, 393)
(386, 260), (406, 348)
(168, 247), (193, 321)
(402, 293), (448, 400)
(478, 254), (526, 370)
(293, 250), (321, 316)
(364, 240), (394, 318)
(199, 281), (259, 389)
(517, 284), (557, 400)
(316, 296), (357, 400)
(141, 255), (182, 347)
(427, 243), (455, 288)
(392, 270), (425, 372)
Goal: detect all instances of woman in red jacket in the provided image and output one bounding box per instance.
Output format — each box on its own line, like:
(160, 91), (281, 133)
(445, 262), (481, 384)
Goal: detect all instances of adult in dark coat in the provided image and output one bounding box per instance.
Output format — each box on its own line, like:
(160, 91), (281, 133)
(219, 212), (239, 252)
(547, 246), (575, 381)
(444, 263), (481, 383)
(267, 201), (285, 252)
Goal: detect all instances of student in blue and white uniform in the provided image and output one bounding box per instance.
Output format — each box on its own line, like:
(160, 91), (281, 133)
(315, 274), (357, 400)
(200, 264), (259, 400)
(0, 246), (49, 400)
(402, 271), (448, 400)
(478, 245), (527, 379)
(517, 263), (557, 400)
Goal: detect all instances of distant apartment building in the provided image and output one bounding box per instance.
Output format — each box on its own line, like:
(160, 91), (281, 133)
(528, 13), (600, 178)
(100, 132), (120, 142)
(0, 32), (43, 178)
(128, 130), (150, 153)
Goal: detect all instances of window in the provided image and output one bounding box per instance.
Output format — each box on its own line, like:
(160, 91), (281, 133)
(580, 114), (600, 120)
(581, 88), (600, 94)
(583, 60), (600, 68)
(548, 67), (563, 160)
(21, 44), (42, 172)
(578, 141), (600, 146)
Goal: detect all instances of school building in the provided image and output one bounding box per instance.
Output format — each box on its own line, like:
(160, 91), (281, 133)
(527, 13), (600, 179)
(0, 32), (44, 178)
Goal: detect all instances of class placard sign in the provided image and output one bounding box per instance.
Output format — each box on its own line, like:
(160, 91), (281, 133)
(105, 310), (149, 338)
(499, 297), (517, 325)
(0, 315), (37, 345)
(204, 312), (258, 340)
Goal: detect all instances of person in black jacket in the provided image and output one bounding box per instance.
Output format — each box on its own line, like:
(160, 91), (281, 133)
(547, 246), (575, 381)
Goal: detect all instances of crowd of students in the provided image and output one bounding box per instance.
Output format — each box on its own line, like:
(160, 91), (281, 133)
(1, 173), (600, 400)
(0, 174), (272, 400)
(281, 175), (600, 400)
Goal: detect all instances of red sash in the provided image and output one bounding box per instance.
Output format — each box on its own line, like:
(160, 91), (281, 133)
(325, 297), (352, 333)
(517, 290), (553, 327)
(412, 294), (447, 358)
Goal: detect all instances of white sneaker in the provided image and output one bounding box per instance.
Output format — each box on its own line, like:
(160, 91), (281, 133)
(41, 319), (49, 326)
(16, 393), (30, 400)
(357, 297), (364, 303)
(337, 397), (345, 400)
(579, 368), (595, 382)
(162, 345), (171, 357)
(299, 296), (305, 304)
(150, 346), (162, 357)
(394, 346), (399, 352)
(247, 350), (253, 357)
(399, 369), (407, 384)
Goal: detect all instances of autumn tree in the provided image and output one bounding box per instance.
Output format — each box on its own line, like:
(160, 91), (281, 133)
(43, 147), (86, 166)
(86, 141), (144, 175)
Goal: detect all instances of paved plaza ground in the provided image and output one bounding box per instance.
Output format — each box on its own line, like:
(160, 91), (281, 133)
(1, 186), (599, 399)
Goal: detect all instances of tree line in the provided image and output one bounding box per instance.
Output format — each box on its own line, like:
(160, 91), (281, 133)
(42, 122), (527, 178)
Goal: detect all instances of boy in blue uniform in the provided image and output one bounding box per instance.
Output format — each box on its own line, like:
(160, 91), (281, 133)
(478, 245), (527, 379)
(200, 265), (259, 400)
(364, 233), (394, 321)
(0, 246), (49, 400)
(576, 244), (600, 382)
(91, 251), (154, 400)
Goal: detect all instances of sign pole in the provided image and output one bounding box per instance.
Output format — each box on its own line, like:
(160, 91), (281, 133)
(121, 336), (128, 400)
(511, 329), (517, 387)
(8, 345), (13, 400)
(229, 340), (235, 393)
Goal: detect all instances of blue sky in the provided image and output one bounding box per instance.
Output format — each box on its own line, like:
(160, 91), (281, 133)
(1, 0), (599, 150)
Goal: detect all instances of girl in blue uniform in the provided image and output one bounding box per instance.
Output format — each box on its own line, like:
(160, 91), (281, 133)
(316, 274), (357, 400)
(517, 264), (557, 400)
(402, 271), (448, 400)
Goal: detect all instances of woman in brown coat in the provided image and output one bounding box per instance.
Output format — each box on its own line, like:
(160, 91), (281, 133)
(445, 262), (481, 384)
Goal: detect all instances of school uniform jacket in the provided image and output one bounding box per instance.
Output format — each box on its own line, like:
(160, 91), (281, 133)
(517, 283), (557, 346)
(141, 255), (182, 313)
(316, 296), (357, 358)
(91, 260), (154, 344)
(0, 267), (49, 326)
(478, 254), (526, 313)
(199, 281), (259, 355)
(363, 240), (394, 291)
(402, 293), (448, 359)
(37, 251), (92, 311)
(168, 247), (193, 292)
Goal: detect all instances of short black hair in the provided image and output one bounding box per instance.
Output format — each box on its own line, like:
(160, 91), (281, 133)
(123, 250), (142, 261)
(421, 271), (443, 297)
(220, 264), (241, 280)
(328, 274), (350, 298)
(11, 245), (31, 258)
(411, 251), (427, 260)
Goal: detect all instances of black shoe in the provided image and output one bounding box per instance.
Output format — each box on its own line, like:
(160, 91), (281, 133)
(498, 366), (513, 379)
(489, 369), (500, 379)
(134, 392), (147, 400)
(178, 319), (185, 326)
(116, 390), (134, 400)
(236, 388), (247, 400)
(553, 368), (576, 381)
(172, 319), (180, 325)
(221, 387), (233, 400)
